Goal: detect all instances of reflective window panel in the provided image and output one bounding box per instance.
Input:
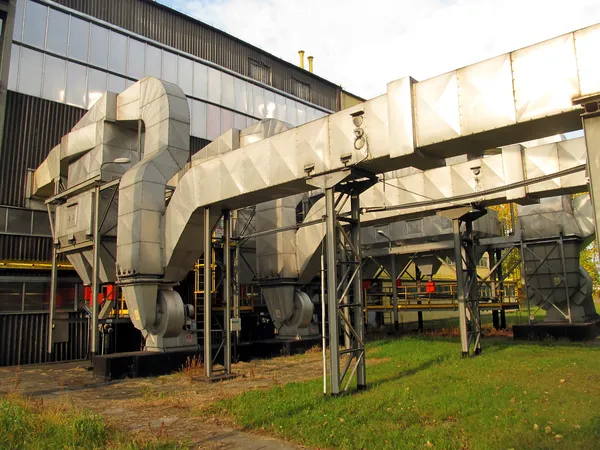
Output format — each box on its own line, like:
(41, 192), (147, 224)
(13, 0), (24, 41)
(46, 8), (69, 56)
(145, 44), (162, 78)
(87, 68), (107, 108)
(6, 208), (31, 234)
(0, 282), (24, 313)
(127, 38), (145, 79)
(275, 94), (287, 122)
(191, 100), (207, 138)
(22, 0), (47, 48)
(162, 50), (178, 84)
(221, 73), (235, 109)
(23, 282), (50, 311)
(193, 62), (208, 100)
(264, 89), (275, 118)
(207, 67), (221, 104)
(42, 54), (66, 103)
(286, 97), (297, 125)
(206, 104), (221, 140)
(253, 85), (265, 118)
(7, 45), (20, 91)
(234, 113), (247, 131)
(221, 108), (233, 133)
(177, 56), (193, 96)
(89, 24), (109, 69)
(65, 61), (87, 107)
(68, 16), (89, 62)
(18, 47), (43, 97)
(109, 31), (127, 74)
(108, 74), (126, 93)
(234, 77), (248, 114)
(296, 102), (307, 125)
(32, 211), (51, 236)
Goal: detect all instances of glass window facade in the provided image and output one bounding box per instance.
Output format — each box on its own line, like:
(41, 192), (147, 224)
(9, 2), (331, 142)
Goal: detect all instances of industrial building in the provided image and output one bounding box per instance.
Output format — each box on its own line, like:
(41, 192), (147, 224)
(0, 0), (361, 366)
(2, 0), (600, 400)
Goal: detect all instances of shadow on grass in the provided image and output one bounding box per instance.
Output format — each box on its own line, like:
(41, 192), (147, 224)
(366, 355), (448, 390)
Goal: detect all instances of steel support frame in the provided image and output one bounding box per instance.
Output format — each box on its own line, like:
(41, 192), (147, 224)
(519, 234), (573, 324)
(452, 215), (482, 357)
(323, 174), (374, 396)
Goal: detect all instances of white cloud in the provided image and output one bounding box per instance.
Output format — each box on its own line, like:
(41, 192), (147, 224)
(162, 0), (600, 99)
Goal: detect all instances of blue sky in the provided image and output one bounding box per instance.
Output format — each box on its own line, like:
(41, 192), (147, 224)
(158, 0), (600, 99)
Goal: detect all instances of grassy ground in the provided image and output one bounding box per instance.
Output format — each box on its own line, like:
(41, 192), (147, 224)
(208, 337), (600, 450)
(0, 394), (186, 450)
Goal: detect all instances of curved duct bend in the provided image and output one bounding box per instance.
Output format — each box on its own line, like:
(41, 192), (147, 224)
(115, 77), (190, 331)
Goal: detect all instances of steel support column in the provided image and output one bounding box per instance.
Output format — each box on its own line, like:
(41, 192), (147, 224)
(319, 171), (375, 396)
(324, 187), (341, 395)
(204, 207), (212, 378)
(450, 209), (483, 357)
(90, 184), (101, 358)
(223, 210), (232, 374)
(351, 194), (366, 390)
(47, 243), (58, 355)
(453, 219), (469, 354)
(46, 180), (59, 355)
(391, 253), (398, 329)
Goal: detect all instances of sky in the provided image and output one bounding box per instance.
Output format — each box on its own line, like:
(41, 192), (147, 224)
(159, 0), (600, 99)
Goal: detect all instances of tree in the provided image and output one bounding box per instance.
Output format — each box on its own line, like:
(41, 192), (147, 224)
(580, 239), (600, 296)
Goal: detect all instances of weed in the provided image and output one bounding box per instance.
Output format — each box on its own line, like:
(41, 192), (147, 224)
(180, 355), (204, 382)
(0, 395), (187, 449)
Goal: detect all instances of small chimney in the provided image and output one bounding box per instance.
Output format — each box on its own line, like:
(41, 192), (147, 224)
(298, 50), (305, 69)
(307, 56), (314, 73)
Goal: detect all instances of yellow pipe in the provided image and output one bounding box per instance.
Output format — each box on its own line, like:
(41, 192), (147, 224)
(307, 56), (314, 73)
(298, 50), (305, 69)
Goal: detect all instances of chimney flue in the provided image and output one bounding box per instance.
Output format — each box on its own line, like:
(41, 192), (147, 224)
(307, 56), (314, 73)
(298, 50), (305, 69)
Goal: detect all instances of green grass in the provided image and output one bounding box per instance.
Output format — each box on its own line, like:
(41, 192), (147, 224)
(0, 396), (186, 450)
(209, 337), (600, 450)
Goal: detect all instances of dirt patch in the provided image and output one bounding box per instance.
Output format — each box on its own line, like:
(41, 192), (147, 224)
(0, 350), (389, 449)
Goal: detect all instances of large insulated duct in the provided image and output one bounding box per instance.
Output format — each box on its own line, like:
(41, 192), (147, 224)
(31, 77), (196, 352)
(114, 78), (191, 338)
(31, 93), (139, 286)
(519, 195), (599, 323)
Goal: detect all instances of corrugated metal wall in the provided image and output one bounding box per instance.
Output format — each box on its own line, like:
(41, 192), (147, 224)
(50, 0), (341, 111)
(1, 91), (86, 208)
(0, 234), (54, 261)
(0, 311), (89, 366)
